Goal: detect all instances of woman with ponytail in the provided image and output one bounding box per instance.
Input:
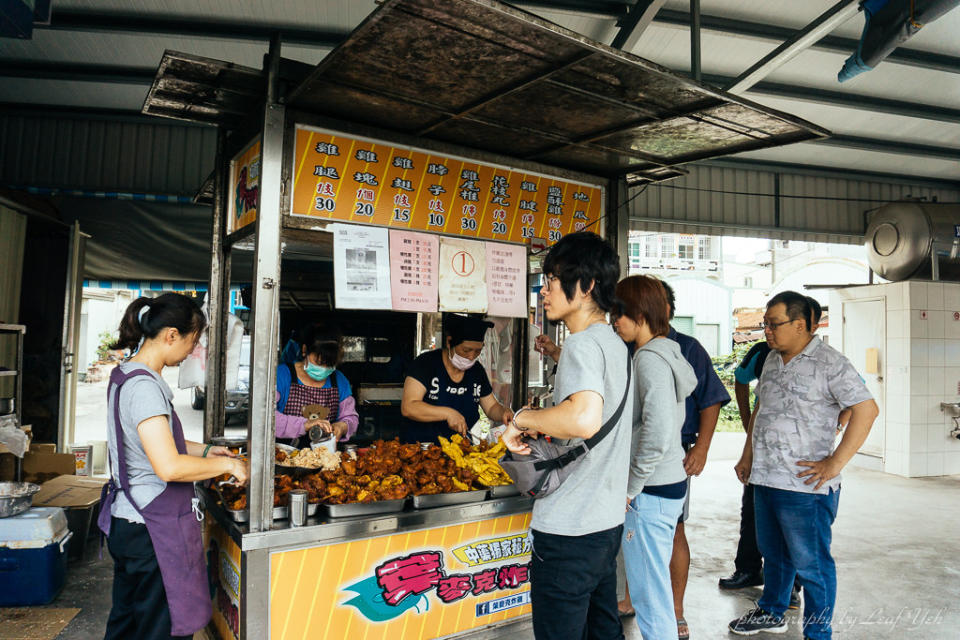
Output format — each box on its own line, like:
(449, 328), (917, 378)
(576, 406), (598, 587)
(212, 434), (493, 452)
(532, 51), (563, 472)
(98, 293), (249, 640)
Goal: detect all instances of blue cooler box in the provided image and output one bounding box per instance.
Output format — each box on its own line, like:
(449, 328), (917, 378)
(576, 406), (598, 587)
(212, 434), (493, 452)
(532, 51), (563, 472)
(0, 506), (72, 606)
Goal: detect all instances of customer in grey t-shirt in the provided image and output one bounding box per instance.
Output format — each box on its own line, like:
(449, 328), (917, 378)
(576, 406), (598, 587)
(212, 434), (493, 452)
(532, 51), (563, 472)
(503, 232), (631, 640)
(106, 362), (174, 523)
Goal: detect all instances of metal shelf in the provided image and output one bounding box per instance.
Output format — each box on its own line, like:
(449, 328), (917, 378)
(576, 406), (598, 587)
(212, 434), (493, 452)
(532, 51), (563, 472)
(0, 371), (18, 377)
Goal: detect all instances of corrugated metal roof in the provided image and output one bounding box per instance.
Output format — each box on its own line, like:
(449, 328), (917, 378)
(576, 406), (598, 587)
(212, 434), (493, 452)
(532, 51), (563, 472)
(0, 115), (217, 195)
(629, 163), (960, 244)
(0, 0), (957, 200)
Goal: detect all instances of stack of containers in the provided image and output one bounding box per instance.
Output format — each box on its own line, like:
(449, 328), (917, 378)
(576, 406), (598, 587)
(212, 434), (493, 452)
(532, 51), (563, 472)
(0, 507), (72, 605)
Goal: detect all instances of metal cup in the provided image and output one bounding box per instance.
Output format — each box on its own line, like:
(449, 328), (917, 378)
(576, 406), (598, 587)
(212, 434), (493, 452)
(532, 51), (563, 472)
(289, 490), (308, 527)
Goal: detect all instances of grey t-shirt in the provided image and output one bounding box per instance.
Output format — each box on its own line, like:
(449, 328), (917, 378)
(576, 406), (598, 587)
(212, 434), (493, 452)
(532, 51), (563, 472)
(751, 336), (873, 495)
(106, 362), (173, 523)
(530, 323), (633, 536)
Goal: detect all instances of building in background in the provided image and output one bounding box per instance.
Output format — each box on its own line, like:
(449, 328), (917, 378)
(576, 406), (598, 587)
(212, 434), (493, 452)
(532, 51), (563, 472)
(629, 232), (871, 356)
(628, 231), (731, 356)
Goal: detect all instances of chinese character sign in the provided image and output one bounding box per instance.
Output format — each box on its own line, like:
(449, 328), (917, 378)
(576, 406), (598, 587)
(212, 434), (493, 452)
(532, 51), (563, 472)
(227, 137), (261, 234)
(439, 237), (487, 313)
(389, 230), (439, 313)
(269, 514), (533, 640)
(485, 243), (527, 318)
(291, 124), (604, 246)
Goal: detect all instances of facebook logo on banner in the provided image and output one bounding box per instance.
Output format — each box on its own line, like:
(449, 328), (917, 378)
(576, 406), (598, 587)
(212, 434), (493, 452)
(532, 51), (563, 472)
(475, 591), (531, 617)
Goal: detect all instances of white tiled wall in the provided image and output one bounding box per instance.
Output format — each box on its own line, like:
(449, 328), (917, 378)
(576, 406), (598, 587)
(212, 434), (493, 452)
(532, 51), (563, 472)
(833, 281), (960, 478)
(887, 281), (960, 477)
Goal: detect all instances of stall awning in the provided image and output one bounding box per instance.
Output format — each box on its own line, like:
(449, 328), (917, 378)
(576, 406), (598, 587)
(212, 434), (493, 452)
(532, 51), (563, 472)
(286, 0), (830, 183)
(142, 0), (829, 185)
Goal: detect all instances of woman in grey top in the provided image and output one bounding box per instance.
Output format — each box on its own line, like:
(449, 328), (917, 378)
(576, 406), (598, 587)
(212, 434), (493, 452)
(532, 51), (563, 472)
(613, 276), (698, 640)
(102, 293), (249, 640)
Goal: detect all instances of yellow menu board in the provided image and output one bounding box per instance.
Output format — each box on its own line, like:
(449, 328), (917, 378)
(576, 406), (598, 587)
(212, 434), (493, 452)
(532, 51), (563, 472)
(291, 125), (604, 246)
(227, 137), (261, 234)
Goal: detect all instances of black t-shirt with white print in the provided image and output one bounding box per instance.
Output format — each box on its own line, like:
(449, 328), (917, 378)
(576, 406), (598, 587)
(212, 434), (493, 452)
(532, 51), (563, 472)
(403, 349), (492, 444)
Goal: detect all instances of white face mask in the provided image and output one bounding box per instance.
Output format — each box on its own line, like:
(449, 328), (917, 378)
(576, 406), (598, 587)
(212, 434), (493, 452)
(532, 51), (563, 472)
(449, 348), (478, 371)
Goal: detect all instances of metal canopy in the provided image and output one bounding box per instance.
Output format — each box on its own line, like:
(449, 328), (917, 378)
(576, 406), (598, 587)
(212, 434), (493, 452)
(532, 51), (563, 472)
(142, 51), (263, 127)
(286, 0), (829, 182)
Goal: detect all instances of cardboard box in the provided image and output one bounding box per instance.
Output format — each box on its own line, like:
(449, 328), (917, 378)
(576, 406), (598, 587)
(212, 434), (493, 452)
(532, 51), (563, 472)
(21, 451), (76, 484)
(32, 442), (57, 454)
(33, 474), (107, 508)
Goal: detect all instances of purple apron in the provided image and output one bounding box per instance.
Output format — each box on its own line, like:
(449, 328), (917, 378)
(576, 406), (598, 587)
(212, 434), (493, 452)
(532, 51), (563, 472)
(98, 366), (212, 637)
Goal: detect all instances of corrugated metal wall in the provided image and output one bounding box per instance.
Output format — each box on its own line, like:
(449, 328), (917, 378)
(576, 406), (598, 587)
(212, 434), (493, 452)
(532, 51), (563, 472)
(630, 165), (960, 245)
(0, 115), (217, 197)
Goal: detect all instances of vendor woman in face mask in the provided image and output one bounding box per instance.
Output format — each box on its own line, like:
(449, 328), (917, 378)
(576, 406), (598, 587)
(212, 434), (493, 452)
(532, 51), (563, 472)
(401, 314), (513, 443)
(275, 324), (359, 448)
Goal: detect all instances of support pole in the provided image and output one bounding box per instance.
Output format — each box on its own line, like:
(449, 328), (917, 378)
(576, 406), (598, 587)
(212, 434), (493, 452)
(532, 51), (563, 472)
(203, 126), (230, 443)
(248, 34), (285, 532)
(690, 0), (701, 82)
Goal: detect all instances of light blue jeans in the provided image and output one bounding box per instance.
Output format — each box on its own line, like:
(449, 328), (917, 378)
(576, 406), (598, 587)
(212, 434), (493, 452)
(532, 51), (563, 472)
(622, 491), (686, 640)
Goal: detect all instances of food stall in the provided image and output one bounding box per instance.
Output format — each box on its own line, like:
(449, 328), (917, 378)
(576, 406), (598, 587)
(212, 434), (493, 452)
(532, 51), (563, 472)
(140, 2), (827, 638)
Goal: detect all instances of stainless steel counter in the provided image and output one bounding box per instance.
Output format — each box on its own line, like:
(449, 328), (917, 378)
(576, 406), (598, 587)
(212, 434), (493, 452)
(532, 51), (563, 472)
(199, 486), (533, 552)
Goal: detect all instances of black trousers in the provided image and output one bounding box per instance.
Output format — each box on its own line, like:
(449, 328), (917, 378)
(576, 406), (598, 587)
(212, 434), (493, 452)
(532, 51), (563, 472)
(104, 517), (192, 640)
(734, 484), (763, 574)
(530, 525), (625, 640)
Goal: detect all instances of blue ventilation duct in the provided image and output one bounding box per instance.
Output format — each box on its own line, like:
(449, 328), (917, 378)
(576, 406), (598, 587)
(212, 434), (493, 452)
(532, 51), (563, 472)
(839, 0), (960, 82)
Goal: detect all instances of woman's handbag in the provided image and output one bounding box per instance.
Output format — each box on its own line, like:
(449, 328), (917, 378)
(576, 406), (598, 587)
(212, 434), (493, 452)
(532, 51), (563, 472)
(498, 356), (631, 498)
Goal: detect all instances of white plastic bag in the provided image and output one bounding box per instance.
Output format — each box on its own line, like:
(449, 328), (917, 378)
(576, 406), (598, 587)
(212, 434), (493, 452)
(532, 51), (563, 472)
(0, 423), (28, 458)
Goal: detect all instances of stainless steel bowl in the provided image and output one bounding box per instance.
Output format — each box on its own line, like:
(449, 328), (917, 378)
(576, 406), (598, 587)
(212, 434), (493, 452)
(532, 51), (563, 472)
(0, 482), (40, 518)
(0, 397), (14, 415)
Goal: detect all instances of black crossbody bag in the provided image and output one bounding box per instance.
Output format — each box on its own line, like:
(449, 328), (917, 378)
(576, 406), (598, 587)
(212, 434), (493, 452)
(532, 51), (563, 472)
(498, 355), (631, 498)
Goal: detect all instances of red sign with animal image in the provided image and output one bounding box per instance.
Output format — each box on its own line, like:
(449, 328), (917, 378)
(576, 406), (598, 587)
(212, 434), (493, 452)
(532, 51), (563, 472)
(228, 137), (261, 234)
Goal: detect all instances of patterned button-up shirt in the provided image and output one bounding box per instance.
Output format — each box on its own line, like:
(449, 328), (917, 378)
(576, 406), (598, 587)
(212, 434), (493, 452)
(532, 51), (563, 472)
(751, 336), (873, 494)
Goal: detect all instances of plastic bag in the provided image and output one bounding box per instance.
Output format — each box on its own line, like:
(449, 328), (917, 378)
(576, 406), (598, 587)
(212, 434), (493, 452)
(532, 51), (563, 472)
(0, 423), (28, 458)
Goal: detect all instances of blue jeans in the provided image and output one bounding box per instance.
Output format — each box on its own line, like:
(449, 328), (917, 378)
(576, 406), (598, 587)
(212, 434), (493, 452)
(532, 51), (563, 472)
(530, 526), (625, 640)
(622, 492), (686, 640)
(755, 485), (840, 640)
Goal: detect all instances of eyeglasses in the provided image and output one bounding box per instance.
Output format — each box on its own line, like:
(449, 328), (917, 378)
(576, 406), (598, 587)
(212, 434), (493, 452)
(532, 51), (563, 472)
(760, 319), (795, 331)
(543, 274), (560, 291)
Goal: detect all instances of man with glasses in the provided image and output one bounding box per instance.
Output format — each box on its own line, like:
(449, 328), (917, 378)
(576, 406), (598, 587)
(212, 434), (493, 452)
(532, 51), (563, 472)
(729, 291), (877, 640)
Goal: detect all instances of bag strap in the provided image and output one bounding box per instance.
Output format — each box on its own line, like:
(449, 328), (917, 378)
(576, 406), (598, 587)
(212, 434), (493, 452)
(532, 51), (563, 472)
(584, 350), (632, 450)
(532, 352), (632, 472)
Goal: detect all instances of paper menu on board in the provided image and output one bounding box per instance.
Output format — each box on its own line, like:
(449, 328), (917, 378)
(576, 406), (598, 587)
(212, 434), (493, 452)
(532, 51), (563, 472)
(389, 230), (439, 312)
(332, 225), (392, 309)
(438, 238), (487, 313)
(485, 242), (527, 318)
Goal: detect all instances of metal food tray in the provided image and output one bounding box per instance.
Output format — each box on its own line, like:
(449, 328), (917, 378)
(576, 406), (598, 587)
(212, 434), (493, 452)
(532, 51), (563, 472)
(412, 490), (488, 509)
(487, 484), (520, 498)
(324, 499), (406, 518)
(225, 505), (290, 523)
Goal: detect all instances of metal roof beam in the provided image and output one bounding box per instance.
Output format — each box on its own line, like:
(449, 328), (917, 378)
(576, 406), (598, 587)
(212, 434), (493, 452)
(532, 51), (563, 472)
(611, 0), (667, 50)
(0, 102), (213, 126)
(699, 157), (960, 191)
(516, 1), (633, 18)
(654, 8), (960, 75)
(38, 9), (348, 47)
(814, 135), (960, 162)
(0, 61), (155, 85)
(725, 0), (860, 94)
(700, 73), (960, 124)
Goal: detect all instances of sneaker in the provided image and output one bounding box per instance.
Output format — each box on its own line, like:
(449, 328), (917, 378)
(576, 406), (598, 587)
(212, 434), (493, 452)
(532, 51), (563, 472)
(719, 570), (764, 590)
(729, 608), (788, 635)
(788, 588), (801, 610)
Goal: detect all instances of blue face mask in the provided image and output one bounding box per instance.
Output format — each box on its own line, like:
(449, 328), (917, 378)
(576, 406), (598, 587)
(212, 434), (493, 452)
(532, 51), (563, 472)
(304, 361), (335, 382)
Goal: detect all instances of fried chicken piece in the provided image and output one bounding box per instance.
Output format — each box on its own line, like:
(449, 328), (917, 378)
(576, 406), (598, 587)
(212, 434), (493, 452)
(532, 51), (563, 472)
(275, 449), (287, 463)
(341, 459), (357, 476)
(417, 482), (441, 495)
(320, 470), (338, 482)
(398, 444), (420, 460)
